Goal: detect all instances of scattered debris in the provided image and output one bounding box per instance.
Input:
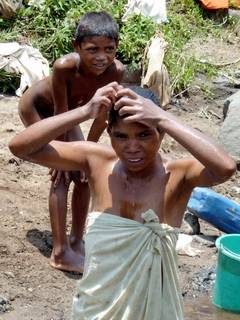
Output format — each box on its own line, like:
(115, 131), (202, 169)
(0, 296), (13, 313)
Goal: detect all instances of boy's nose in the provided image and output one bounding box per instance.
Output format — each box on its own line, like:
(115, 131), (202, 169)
(125, 140), (141, 153)
(95, 53), (107, 61)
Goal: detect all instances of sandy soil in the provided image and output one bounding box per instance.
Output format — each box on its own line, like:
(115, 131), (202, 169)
(0, 76), (240, 318)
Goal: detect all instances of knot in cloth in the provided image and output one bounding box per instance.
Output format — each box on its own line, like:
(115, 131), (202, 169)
(142, 209), (178, 254)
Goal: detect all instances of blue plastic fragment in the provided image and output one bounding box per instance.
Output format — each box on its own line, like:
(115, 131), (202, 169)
(187, 187), (240, 234)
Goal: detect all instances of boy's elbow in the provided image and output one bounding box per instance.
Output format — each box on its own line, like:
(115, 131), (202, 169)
(8, 137), (27, 160)
(220, 159), (237, 182)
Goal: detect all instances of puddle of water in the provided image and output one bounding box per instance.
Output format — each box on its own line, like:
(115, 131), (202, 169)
(185, 296), (240, 320)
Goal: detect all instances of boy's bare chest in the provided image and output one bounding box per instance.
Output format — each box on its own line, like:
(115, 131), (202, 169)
(94, 167), (189, 225)
(67, 72), (118, 108)
(101, 173), (168, 222)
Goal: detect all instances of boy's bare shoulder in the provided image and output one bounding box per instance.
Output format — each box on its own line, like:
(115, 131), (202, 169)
(73, 141), (116, 160)
(113, 58), (124, 72)
(108, 59), (124, 80)
(164, 156), (195, 172)
(53, 53), (79, 76)
(75, 141), (117, 171)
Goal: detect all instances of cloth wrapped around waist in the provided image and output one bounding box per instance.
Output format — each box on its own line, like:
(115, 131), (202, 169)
(72, 209), (184, 320)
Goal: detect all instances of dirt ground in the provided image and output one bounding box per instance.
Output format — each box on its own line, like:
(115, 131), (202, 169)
(1, 38), (240, 319)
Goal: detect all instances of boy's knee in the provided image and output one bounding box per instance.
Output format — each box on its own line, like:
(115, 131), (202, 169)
(18, 102), (35, 126)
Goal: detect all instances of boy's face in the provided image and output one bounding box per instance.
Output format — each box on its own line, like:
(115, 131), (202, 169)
(108, 120), (163, 173)
(75, 36), (117, 75)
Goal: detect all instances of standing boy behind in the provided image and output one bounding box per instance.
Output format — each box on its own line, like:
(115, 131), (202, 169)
(18, 12), (124, 273)
(9, 83), (236, 319)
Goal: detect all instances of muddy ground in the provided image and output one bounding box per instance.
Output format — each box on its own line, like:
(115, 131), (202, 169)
(1, 35), (240, 319)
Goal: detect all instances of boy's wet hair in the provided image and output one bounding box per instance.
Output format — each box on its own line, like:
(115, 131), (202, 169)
(108, 86), (160, 128)
(75, 11), (119, 44)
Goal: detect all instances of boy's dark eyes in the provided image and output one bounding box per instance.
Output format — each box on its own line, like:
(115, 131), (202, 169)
(85, 46), (115, 54)
(105, 47), (115, 53)
(139, 131), (152, 138)
(113, 133), (127, 139)
(86, 48), (97, 53)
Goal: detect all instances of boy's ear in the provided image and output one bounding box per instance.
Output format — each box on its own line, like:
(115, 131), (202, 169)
(72, 39), (79, 50)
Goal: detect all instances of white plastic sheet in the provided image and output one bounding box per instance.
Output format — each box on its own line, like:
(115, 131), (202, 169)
(123, 0), (168, 23)
(0, 42), (49, 96)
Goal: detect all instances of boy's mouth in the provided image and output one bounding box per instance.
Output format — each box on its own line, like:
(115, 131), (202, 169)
(93, 63), (107, 69)
(127, 158), (144, 166)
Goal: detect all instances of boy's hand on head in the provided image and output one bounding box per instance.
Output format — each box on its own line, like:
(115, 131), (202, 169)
(86, 82), (120, 119)
(115, 88), (164, 128)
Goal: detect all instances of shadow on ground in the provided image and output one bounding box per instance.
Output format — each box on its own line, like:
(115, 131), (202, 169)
(26, 229), (82, 279)
(26, 229), (52, 258)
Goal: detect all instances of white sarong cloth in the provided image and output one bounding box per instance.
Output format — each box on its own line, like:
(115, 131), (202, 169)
(72, 209), (184, 320)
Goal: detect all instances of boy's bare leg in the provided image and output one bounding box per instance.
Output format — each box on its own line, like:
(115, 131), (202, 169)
(49, 177), (84, 273)
(70, 176), (90, 255)
(67, 125), (90, 256)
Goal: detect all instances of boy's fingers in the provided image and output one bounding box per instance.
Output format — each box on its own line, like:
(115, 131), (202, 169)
(114, 97), (137, 110)
(50, 169), (57, 181)
(106, 81), (120, 93)
(118, 106), (137, 117)
(98, 97), (112, 109)
(80, 171), (88, 183)
(54, 171), (62, 188)
(64, 171), (70, 186)
(116, 88), (138, 100)
(122, 114), (140, 124)
(103, 87), (118, 102)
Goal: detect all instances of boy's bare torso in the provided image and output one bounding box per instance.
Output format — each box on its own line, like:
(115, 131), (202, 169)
(27, 53), (123, 115)
(88, 147), (193, 228)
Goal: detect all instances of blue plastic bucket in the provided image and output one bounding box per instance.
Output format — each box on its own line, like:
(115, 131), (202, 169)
(213, 234), (240, 312)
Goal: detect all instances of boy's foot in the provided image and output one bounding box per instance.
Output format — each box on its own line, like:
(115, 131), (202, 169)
(70, 237), (85, 256)
(50, 248), (84, 273)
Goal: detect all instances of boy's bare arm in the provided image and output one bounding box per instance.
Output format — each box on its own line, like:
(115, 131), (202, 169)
(87, 60), (124, 142)
(87, 115), (107, 142)
(9, 83), (118, 171)
(52, 55), (77, 115)
(115, 88), (236, 187)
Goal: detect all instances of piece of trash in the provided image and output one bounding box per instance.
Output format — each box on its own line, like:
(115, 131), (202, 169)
(176, 234), (201, 257)
(122, 0), (168, 23)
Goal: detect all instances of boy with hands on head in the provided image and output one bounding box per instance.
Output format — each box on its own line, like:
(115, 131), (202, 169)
(10, 83), (236, 319)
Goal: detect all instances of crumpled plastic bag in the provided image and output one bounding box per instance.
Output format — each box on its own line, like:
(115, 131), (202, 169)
(176, 234), (202, 257)
(0, 42), (49, 96)
(122, 0), (168, 23)
(28, 0), (45, 8)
